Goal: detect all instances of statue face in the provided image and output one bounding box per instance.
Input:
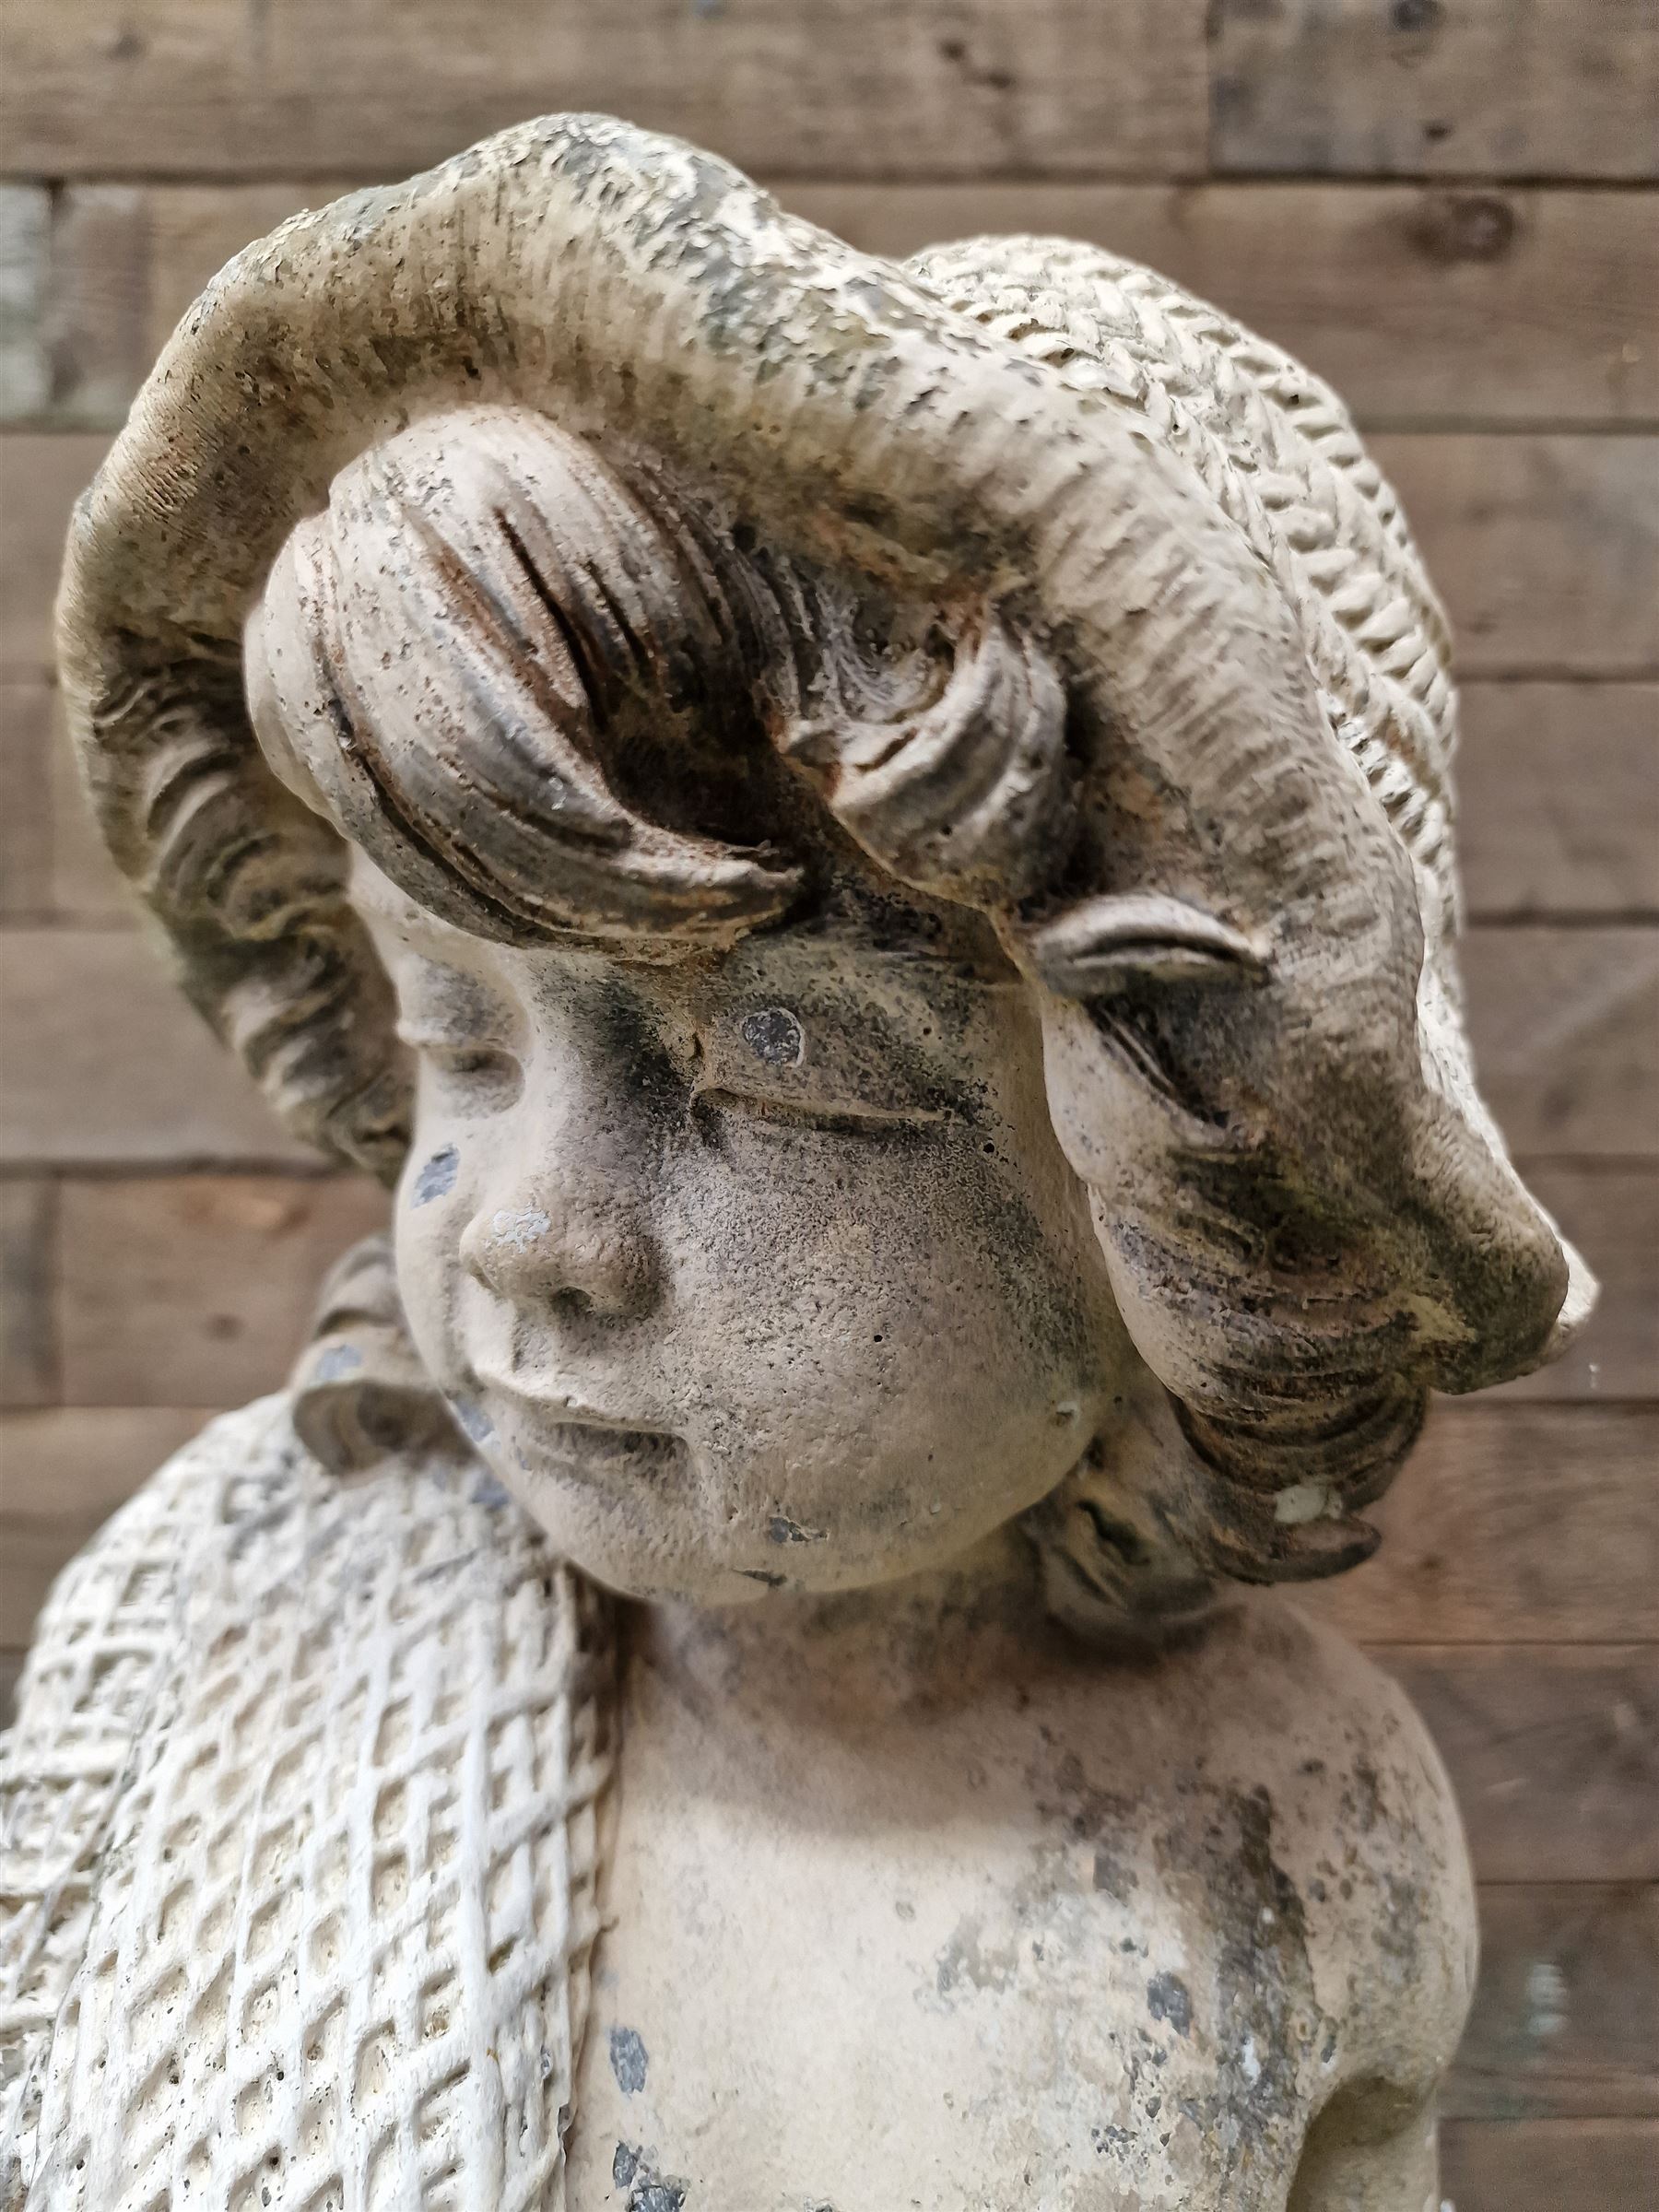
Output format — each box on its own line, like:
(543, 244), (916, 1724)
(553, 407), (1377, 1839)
(359, 864), (1133, 1604)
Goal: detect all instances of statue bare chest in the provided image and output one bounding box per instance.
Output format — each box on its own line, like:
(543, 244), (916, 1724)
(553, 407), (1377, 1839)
(565, 1607), (1453, 2212)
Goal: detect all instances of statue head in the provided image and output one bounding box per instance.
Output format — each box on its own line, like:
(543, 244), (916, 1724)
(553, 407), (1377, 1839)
(57, 117), (1591, 1625)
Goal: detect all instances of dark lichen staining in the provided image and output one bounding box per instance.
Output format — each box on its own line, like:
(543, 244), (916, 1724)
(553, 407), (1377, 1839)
(611, 2144), (688, 2211)
(1147, 1971), (1194, 2038)
(933, 1913), (1018, 2001)
(608, 2025), (650, 2096)
(768, 1513), (826, 1546)
(741, 1006), (805, 1065)
(411, 1143), (459, 1205)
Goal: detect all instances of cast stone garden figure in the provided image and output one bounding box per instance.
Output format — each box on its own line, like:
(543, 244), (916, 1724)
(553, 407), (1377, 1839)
(0, 113), (1592, 2212)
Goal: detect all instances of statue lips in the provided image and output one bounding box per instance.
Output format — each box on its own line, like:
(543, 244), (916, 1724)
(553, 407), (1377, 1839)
(476, 1371), (688, 1487)
(534, 1421), (688, 1488)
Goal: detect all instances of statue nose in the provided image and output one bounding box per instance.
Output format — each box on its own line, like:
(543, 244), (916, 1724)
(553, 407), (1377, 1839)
(460, 1184), (662, 1319)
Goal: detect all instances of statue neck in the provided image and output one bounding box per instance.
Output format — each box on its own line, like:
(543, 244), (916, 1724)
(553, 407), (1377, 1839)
(624, 1522), (1081, 1722)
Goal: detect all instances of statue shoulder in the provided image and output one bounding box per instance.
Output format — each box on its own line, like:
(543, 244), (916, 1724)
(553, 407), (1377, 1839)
(1053, 1594), (1477, 2112)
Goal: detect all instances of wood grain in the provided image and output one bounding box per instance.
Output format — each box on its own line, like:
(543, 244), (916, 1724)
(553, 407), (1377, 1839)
(1374, 435), (1659, 677)
(0, 1178), (53, 1408)
(1492, 1165), (1658, 1404)
(1298, 1406), (1659, 1644)
(34, 183), (153, 431)
(18, 180), (1659, 433)
(1377, 1647), (1659, 1884)
(58, 1173), (389, 1406)
(2, 676), (132, 924)
(1210, 0), (1659, 182)
(0, 679), (53, 919)
(0, 434), (106, 680)
(0, 929), (317, 1167)
(1457, 683), (1659, 920)
(0, 2), (1207, 184)
(1463, 927), (1659, 1159)
(0, 1404), (213, 1641)
(1441, 2120), (1659, 2212)
(0, 183), (49, 419)
(1450, 1885), (1659, 2121)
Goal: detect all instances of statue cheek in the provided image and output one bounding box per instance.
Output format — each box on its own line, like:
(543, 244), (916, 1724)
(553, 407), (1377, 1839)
(395, 1142), (477, 1335)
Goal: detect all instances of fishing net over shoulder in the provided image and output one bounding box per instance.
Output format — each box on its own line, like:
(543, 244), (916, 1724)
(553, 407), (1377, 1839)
(0, 1383), (612, 2211)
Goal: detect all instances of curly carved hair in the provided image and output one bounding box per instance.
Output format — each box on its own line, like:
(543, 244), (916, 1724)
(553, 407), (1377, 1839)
(60, 119), (1588, 1621)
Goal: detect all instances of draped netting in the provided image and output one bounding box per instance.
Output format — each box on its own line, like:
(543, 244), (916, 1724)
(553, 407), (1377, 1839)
(0, 1401), (613, 2212)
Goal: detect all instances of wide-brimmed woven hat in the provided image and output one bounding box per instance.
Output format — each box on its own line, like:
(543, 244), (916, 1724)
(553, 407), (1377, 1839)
(56, 113), (1588, 1465)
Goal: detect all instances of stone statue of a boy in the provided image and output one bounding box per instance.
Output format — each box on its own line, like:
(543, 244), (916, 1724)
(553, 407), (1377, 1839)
(2, 115), (1590, 2211)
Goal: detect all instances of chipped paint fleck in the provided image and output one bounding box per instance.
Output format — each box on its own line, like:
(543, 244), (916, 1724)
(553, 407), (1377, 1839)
(609, 2025), (650, 2094)
(489, 1206), (551, 1253)
(412, 1144), (459, 1205)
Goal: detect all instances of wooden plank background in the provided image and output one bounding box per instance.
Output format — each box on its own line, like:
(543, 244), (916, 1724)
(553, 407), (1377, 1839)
(0, 8), (1653, 2204)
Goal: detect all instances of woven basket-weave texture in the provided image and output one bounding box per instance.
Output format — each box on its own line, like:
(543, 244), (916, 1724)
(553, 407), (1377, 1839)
(0, 1402), (613, 2212)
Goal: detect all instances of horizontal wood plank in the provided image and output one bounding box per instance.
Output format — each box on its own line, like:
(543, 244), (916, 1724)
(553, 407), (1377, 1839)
(1376, 1647), (1659, 1885)
(1492, 1165), (1658, 1404)
(0, 929), (317, 1167)
(1441, 2119), (1659, 2212)
(1463, 927), (1659, 1159)
(1463, 925), (1659, 1159)
(15, 180), (1659, 433)
(0, 2), (1207, 183)
(2, 677), (134, 924)
(0, 1404), (213, 1645)
(0, 679), (53, 919)
(0, 183), (49, 419)
(0, 1177), (53, 1407)
(58, 1173), (389, 1406)
(1450, 1885), (1659, 2122)
(32, 183), (153, 430)
(1374, 435), (1659, 677)
(1457, 683), (1659, 920)
(802, 182), (1659, 431)
(1210, 0), (1659, 182)
(1297, 1406), (1659, 1644)
(0, 433), (106, 681)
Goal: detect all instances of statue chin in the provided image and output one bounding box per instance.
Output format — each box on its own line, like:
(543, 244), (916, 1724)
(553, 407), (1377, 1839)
(14, 109), (1582, 2209)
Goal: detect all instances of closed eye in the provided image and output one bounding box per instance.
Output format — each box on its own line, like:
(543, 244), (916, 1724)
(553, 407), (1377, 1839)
(1030, 894), (1268, 998)
(402, 1033), (524, 1110)
(690, 1085), (947, 1138)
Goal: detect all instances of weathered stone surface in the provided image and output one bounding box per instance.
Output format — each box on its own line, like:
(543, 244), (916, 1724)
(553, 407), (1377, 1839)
(5, 113), (1597, 2208)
